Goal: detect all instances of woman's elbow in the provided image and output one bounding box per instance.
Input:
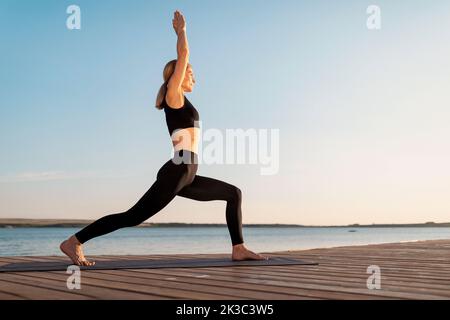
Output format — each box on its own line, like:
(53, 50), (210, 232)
(178, 48), (190, 58)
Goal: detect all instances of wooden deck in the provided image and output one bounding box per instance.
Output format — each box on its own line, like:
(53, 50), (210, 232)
(1, 239), (449, 300)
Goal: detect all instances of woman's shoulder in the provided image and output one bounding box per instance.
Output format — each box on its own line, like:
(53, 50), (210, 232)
(164, 92), (188, 110)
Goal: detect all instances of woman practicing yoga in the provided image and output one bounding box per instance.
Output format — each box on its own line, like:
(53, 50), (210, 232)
(60, 10), (267, 266)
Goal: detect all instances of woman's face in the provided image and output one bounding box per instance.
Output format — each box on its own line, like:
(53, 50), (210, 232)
(181, 64), (195, 92)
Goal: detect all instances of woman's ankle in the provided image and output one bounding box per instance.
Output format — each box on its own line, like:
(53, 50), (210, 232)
(69, 235), (81, 245)
(232, 243), (245, 250)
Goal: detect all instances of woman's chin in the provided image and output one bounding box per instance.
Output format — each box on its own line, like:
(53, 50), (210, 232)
(182, 85), (194, 93)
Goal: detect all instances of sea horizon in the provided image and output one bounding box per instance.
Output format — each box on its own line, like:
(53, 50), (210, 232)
(1, 218), (450, 229)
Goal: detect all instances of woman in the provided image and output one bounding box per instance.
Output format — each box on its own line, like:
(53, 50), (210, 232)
(60, 10), (267, 266)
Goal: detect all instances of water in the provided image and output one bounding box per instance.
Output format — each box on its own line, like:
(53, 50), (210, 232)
(1, 227), (450, 256)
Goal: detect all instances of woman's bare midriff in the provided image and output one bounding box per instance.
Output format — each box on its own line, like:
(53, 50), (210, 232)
(171, 127), (200, 153)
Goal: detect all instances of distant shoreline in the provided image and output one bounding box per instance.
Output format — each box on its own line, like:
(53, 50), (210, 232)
(0, 218), (449, 228)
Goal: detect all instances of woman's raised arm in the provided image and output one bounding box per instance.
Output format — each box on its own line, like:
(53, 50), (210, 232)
(166, 10), (190, 108)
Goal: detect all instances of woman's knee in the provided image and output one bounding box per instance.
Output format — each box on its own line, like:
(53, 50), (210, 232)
(120, 208), (146, 227)
(228, 185), (242, 203)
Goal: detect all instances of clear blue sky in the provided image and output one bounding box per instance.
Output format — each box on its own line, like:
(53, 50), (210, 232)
(1, 0), (450, 225)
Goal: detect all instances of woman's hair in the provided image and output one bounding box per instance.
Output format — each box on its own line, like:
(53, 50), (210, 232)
(155, 59), (178, 110)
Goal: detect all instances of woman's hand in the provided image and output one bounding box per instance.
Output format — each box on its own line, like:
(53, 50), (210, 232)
(172, 10), (186, 35)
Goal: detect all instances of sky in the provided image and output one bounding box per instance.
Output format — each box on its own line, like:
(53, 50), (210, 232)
(1, 0), (449, 225)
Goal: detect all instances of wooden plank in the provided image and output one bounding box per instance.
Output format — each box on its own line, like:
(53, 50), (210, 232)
(0, 276), (91, 300)
(1, 272), (170, 300)
(239, 265), (450, 287)
(291, 253), (450, 265)
(98, 268), (390, 300)
(90, 269), (320, 300)
(126, 268), (447, 300)
(17, 270), (246, 300)
(280, 259), (450, 277)
(0, 289), (26, 300)
(183, 266), (450, 298)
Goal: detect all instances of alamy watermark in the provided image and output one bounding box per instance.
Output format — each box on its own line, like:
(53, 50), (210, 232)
(66, 5), (81, 30)
(366, 265), (381, 290)
(66, 5), (381, 31)
(170, 121), (280, 175)
(66, 265), (81, 290)
(367, 5), (381, 30)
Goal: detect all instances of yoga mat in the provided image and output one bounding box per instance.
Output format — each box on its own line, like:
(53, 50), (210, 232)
(0, 257), (317, 272)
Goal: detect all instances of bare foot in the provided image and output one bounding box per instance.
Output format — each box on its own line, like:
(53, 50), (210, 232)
(231, 243), (268, 261)
(60, 235), (95, 267)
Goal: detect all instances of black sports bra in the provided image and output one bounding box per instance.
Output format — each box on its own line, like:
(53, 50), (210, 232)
(162, 95), (200, 136)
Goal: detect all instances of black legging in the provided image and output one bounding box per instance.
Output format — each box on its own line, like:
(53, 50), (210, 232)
(75, 149), (244, 246)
